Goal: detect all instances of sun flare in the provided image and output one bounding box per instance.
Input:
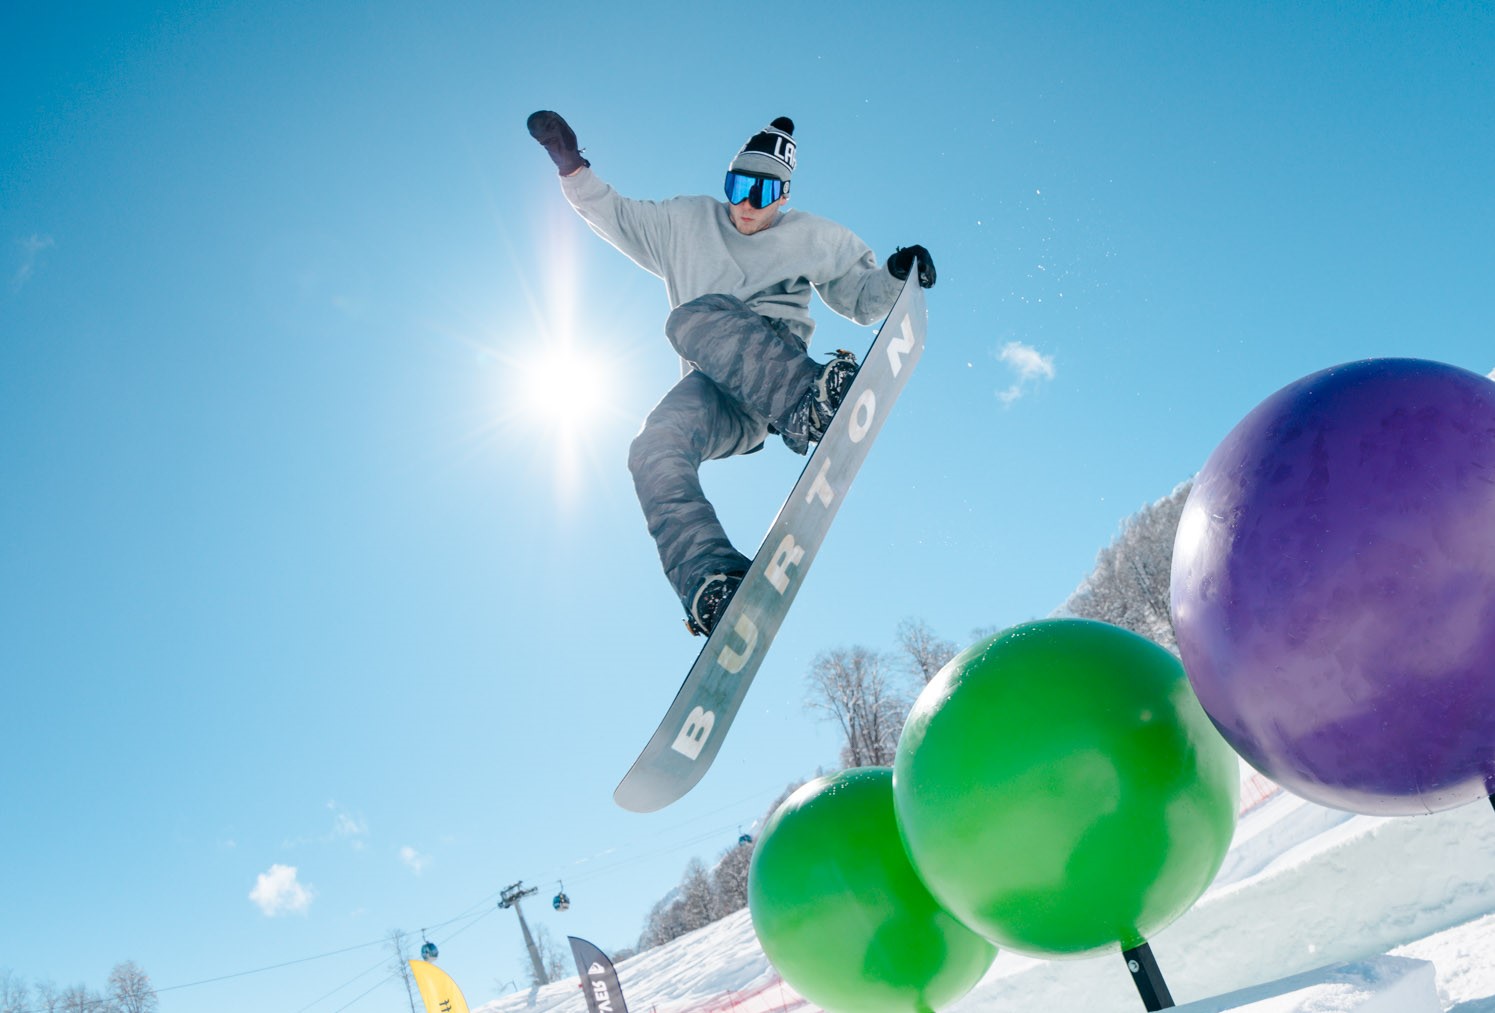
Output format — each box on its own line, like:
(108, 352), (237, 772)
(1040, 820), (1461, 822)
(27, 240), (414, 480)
(517, 343), (611, 441)
(486, 334), (635, 509)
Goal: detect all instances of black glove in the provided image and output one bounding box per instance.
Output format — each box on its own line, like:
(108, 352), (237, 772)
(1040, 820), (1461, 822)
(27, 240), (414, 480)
(887, 245), (937, 289)
(527, 110), (590, 176)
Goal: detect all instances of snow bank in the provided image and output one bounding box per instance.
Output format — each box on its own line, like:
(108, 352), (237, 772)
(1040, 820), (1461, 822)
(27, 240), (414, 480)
(949, 792), (1495, 1011)
(1171, 956), (1438, 1012)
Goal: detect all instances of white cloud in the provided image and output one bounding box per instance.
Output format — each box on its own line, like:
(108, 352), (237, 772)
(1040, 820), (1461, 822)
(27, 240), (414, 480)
(399, 846), (429, 875)
(996, 340), (1056, 405)
(280, 802), (370, 851)
(329, 802), (367, 847)
(249, 864), (314, 916)
(11, 234), (54, 290)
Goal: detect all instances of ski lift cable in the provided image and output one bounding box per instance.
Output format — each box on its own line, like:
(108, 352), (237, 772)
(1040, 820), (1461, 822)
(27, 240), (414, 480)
(294, 908), (496, 1013)
(325, 970), (399, 1013)
(559, 820), (755, 880)
(148, 890), (505, 1010)
(477, 781), (778, 893)
(535, 808), (766, 887)
(292, 952), (392, 1013)
(152, 936), (389, 996)
(545, 815), (763, 888)
(437, 904), (496, 945)
(636, 785), (782, 841)
(311, 908), (497, 1013)
(7, 923), (462, 1013)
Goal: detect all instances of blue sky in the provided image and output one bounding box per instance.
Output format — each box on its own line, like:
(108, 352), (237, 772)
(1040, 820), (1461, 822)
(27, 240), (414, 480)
(2, 1), (1491, 1010)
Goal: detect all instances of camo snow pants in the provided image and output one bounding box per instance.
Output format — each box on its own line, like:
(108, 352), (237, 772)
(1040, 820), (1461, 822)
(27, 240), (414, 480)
(629, 293), (821, 612)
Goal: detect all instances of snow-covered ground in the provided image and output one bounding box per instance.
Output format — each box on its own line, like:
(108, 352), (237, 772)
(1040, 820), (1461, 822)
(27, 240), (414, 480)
(474, 771), (1495, 1013)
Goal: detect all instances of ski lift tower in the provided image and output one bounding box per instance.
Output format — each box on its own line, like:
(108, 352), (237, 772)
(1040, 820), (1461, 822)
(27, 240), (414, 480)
(499, 881), (548, 986)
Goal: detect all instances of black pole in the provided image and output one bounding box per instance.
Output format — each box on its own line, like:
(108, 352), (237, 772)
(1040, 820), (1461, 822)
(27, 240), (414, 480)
(1123, 941), (1174, 1010)
(499, 882), (548, 986)
(1488, 793), (1494, 814)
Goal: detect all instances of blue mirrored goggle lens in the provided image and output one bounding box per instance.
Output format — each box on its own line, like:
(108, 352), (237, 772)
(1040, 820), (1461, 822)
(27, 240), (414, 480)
(723, 171), (785, 209)
(724, 172), (755, 205)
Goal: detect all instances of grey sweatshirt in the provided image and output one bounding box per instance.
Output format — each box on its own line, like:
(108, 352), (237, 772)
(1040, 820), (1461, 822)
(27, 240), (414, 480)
(560, 167), (900, 346)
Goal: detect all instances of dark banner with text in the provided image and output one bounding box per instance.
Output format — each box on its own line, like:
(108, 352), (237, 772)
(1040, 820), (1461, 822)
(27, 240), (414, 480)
(568, 936), (629, 1013)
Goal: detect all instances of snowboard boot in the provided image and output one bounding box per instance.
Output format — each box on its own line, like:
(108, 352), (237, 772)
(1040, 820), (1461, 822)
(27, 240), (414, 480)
(686, 572), (744, 637)
(780, 350), (858, 455)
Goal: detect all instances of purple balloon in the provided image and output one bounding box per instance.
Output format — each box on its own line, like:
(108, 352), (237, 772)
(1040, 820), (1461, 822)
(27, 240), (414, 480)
(1171, 358), (1495, 815)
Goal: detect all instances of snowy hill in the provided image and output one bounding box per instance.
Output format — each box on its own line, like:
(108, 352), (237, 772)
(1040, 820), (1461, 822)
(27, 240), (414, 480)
(474, 772), (1495, 1013)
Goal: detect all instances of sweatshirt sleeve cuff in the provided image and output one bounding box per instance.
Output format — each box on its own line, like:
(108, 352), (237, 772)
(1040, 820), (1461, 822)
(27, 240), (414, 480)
(559, 165), (604, 200)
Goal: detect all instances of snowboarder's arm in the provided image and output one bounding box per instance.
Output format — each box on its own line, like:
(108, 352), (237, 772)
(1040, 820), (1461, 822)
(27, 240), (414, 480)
(813, 229), (905, 326)
(526, 109), (670, 275)
(818, 239), (936, 326)
(559, 168), (672, 277)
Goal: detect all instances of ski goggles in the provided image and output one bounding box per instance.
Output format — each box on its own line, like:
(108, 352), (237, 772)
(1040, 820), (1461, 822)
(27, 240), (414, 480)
(724, 170), (789, 209)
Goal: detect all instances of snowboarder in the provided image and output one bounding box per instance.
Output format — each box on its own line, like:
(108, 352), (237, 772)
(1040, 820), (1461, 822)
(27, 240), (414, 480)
(527, 110), (936, 636)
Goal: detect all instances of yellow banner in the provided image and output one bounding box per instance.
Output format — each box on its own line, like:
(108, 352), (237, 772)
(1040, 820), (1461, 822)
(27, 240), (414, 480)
(408, 960), (471, 1013)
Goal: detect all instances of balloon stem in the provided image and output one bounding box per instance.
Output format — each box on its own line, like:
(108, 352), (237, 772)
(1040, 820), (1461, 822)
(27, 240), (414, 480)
(1123, 941), (1175, 1010)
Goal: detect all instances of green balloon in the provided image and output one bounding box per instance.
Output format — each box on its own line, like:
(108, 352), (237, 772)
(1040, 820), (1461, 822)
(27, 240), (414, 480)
(749, 767), (997, 1013)
(893, 619), (1238, 957)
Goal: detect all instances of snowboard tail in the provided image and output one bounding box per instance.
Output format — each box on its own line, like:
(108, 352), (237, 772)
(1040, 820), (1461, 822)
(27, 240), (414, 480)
(614, 275), (928, 812)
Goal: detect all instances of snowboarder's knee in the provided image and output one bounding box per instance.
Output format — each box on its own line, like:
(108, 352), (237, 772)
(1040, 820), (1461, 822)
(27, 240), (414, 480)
(628, 423), (682, 478)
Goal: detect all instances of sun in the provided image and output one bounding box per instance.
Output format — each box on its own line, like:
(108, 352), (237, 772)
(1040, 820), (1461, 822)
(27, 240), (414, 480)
(490, 336), (631, 507)
(516, 342), (612, 442)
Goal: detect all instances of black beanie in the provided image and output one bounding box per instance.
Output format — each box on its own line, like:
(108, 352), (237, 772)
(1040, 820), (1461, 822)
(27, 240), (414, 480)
(729, 116), (796, 180)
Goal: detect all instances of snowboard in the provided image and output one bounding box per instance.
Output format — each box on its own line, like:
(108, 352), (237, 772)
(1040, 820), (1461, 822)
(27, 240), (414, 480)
(614, 273), (928, 813)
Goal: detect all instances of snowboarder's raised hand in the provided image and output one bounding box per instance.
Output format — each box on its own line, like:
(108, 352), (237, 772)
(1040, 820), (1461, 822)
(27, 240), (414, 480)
(887, 245), (937, 289)
(527, 110), (590, 176)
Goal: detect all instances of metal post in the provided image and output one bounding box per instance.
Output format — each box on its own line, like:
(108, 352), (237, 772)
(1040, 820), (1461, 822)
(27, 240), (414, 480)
(499, 881), (548, 986)
(1123, 941), (1174, 1010)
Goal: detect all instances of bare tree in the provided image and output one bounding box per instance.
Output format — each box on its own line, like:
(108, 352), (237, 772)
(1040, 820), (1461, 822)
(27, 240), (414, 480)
(386, 929), (418, 1013)
(57, 984), (101, 1013)
(31, 981), (61, 1013)
(896, 618), (957, 684)
(1061, 480), (1192, 653)
(529, 926), (569, 983)
(107, 962), (157, 1013)
(805, 646), (906, 767)
(0, 970), (31, 1013)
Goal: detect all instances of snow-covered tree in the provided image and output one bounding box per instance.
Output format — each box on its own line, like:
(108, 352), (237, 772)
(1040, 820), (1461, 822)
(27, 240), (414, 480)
(637, 837), (761, 951)
(638, 893), (689, 950)
(896, 617), (957, 684)
(710, 840), (753, 914)
(805, 646), (906, 767)
(679, 858), (719, 930)
(1060, 480), (1192, 653)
